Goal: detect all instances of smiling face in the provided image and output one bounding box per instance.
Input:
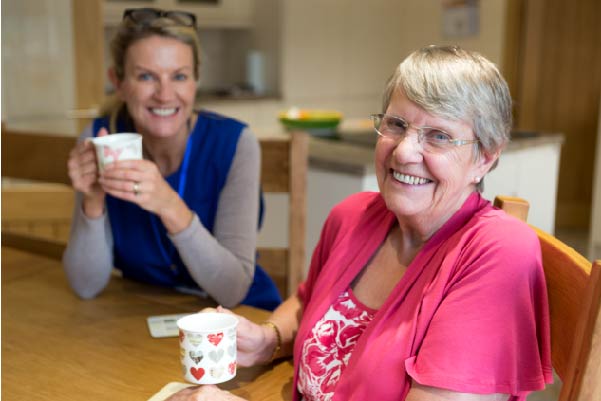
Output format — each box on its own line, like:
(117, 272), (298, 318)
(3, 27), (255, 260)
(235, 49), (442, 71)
(375, 89), (498, 236)
(111, 35), (197, 140)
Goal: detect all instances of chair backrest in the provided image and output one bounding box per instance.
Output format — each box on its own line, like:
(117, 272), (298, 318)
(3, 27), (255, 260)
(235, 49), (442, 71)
(257, 131), (309, 298)
(494, 195), (601, 401)
(2, 128), (76, 259)
(2, 128), (76, 185)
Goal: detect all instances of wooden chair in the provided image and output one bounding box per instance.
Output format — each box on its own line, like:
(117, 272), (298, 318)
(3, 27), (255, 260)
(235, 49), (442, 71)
(257, 131), (309, 298)
(2, 128), (76, 259)
(2, 129), (76, 185)
(494, 195), (601, 401)
(2, 127), (309, 298)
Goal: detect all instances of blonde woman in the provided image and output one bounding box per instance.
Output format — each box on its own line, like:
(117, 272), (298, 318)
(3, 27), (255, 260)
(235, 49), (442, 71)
(64, 8), (280, 310)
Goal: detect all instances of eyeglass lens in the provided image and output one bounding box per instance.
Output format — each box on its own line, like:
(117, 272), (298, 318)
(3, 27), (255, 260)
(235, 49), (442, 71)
(372, 114), (455, 152)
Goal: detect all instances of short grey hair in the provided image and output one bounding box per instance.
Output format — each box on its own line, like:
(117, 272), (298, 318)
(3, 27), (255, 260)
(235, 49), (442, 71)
(382, 45), (512, 190)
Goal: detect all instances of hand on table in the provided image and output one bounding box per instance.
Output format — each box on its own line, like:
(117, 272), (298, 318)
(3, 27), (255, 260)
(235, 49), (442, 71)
(165, 385), (245, 401)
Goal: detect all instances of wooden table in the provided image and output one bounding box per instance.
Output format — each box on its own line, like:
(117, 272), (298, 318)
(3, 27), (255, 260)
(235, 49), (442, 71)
(2, 247), (294, 401)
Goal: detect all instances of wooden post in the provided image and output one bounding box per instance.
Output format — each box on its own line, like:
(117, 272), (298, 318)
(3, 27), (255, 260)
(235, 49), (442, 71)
(72, 0), (105, 133)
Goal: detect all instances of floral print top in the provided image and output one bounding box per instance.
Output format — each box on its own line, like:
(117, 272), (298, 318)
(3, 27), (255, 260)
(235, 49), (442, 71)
(297, 289), (376, 401)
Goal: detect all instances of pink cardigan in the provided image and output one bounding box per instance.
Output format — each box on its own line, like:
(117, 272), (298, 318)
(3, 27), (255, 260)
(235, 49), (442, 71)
(293, 192), (552, 401)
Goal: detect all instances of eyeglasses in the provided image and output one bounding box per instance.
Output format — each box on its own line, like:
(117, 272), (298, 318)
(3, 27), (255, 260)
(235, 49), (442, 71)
(370, 113), (479, 153)
(122, 8), (197, 27)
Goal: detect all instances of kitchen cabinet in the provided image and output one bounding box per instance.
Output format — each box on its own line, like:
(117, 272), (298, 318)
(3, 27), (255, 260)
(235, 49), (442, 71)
(104, 0), (254, 28)
(2, 0), (80, 133)
(481, 135), (564, 235)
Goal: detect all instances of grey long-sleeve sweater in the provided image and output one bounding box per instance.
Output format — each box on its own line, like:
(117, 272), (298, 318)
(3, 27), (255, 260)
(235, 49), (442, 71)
(63, 125), (261, 308)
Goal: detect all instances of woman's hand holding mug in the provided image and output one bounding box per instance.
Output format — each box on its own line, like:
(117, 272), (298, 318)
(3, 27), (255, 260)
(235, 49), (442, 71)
(211, 306), (278, 367)
(67, 127), (108, 218)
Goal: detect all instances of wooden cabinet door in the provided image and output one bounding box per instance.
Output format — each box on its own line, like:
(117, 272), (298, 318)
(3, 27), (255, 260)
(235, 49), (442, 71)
(504, 0), (601, 230)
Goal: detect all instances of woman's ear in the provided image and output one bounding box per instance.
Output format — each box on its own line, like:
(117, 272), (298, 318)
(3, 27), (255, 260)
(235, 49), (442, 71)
(108, 67), (123, 99)
(476, 148), (501, 178)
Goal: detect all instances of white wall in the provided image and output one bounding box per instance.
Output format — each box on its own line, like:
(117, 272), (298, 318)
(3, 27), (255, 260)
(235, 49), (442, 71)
(281, 0), (508, 120)
(198, 0), (510, 131)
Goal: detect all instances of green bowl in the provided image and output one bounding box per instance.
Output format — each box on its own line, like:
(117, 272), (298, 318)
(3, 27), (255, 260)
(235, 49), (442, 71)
(278, 109), (342, 131)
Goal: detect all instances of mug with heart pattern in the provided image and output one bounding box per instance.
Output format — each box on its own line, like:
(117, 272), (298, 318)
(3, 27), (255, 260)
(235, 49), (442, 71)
(177, 312), (239, 384)
(90, 133), (142, 173)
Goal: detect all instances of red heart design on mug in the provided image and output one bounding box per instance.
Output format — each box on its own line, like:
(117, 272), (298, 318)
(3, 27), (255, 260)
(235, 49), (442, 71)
(104, 147), (123, 161)
(228, 362), (236, 375)
(207, 332), (224, 346)
(190, 367), (205, 381)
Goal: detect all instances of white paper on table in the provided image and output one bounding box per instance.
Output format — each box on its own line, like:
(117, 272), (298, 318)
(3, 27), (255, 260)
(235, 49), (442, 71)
(147, 313), (192, 338)
(148, 382), (194, 401)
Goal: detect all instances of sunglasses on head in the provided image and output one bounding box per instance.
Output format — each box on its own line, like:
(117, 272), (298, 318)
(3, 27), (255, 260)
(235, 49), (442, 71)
(122, 8), (197, 27)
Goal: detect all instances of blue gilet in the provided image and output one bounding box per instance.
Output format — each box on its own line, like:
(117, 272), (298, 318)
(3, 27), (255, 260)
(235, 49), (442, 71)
(92, 111), (281, 310)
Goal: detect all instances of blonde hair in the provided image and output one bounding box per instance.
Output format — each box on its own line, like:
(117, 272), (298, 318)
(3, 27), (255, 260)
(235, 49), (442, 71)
(101, 17), (201, 132)
(382, 45), (512, 190)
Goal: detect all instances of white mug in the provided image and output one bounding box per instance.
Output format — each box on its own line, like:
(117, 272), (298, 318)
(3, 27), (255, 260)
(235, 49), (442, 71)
(90, 133), (142, 172)
(177, 313), (239, 385)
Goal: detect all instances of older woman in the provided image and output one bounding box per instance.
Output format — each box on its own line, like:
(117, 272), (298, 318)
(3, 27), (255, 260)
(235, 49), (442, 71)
(63, 8), (281, 310)
(168, 45), (552, 401)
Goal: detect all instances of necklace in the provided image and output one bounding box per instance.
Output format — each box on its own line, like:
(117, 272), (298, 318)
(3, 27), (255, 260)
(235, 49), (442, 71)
(149, 119), (195, 266)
